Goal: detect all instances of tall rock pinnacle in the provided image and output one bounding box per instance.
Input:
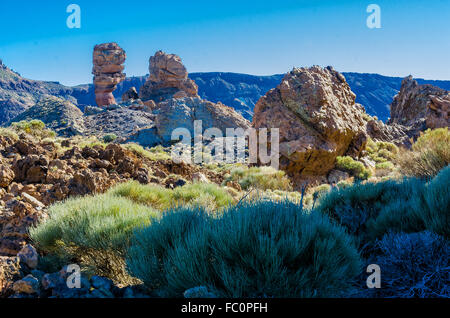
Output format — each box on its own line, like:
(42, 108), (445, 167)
(139, 51), (199, 102)
(92, 43), (126, 107)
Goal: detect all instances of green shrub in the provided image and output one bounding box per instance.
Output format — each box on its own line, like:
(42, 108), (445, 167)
(366, 138), (398, 164)
(337, 180), (352, 189)
(317, 178), (427, 244)
(110, 181), (234, 212)
(312, 184), (331, 198)
(375, 161), (394, 170)
(422, 166), (450, 238)
(102, 133), (117, 143)
(223, 166), (292, 191)
(336, 156), (371, 180)
(126, 200), (361, 298)
(318, 168), (450, 244)
(30, 193), (158, 280)
(9, 119), (56, 139)
(398, 128), (450, 178)
(126, 208), (209, 292)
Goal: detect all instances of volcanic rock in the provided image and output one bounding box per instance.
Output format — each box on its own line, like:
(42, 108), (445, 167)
(139, 51), (199, 102)
(122, 87), (139, 102)
(0, 256), (21, 296)
(156, 97), (250, 143)
(389, 76), (450, 138)
(252, 66), (368, 184)
(93, 43), (126, 107)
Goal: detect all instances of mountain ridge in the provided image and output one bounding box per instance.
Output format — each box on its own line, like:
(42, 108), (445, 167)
(1, 59), (450, 124)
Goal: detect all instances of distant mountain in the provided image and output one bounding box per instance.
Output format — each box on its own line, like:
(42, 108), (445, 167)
(191, 72), (450, 122)
(1, 58), (449, 124)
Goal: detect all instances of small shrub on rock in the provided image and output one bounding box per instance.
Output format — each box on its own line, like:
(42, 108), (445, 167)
(102, 133), (117, 143)
(336, 156), (371, 180)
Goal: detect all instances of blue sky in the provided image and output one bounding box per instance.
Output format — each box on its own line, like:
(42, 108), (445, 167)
(0, 0), (449, 86)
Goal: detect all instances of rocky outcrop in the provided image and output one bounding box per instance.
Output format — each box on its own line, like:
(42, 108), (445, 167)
(92, 43), (126, 107)
(153, 97), (250, 144)
(253, 66), (368, 184)
(121, 87), (139, 102)
(139, 51), (198, 102)
(127, 96), (250, 146)
(127, 52), (250, 147)
(389, 76), (450, 137)
(366, 119), (410, 146)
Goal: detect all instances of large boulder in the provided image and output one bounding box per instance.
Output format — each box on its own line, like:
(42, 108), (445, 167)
(92, 43), (126, 107)
(139, 51), (199, 102)
(389, 76), (449, 138)
(252, 66), (368, 184)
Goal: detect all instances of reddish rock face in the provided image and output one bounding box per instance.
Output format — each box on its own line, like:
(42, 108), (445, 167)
(139, 51), (199, 102)
(253, 66), (368, 185)
(92, 43), (126, 107)
(389, 76), (450, 138)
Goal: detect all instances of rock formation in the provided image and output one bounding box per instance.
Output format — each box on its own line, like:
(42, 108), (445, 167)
(128, 97), (250, 146)
(365, 119), (410, 146)
(92, 43), (126, 107)
(122, 87), (139, 102)
(252, 66), (368, 184)
(139, 51), (199, 102)
(389, 76), (450, 137)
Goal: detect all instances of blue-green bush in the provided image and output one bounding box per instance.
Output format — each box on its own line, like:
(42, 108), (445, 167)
(368, 231), (449, 298)
(317, 166), (450, 244)
(422, 166), (450, 238)
(126, 200), (361, 298)
(317, 178), (426, 244)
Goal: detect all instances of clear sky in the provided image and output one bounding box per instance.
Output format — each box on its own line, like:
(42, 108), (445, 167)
(1, 0), (449, 86)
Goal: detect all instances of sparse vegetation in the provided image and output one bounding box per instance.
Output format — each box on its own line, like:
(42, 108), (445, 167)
(123, 143), (171, 161)
(0, 127), (19, 141)
(75, 135), (107, 149)
(110, 181), (234, 212)
(223, 166), (292, 191)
